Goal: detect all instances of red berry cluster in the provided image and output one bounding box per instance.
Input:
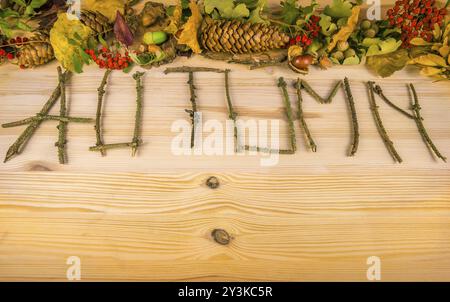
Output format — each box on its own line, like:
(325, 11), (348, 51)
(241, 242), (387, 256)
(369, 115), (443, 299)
(0, 48), (15, 60)
(289, 15), (321, 47)
(84, 47), (132, 70)
(0, 36), (28, 61)
(387, 0), (447, 46)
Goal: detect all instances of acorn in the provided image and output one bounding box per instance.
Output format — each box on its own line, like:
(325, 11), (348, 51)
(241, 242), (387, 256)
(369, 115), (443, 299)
(344, 48), (356, 58)
(364, 29), (377, 38)
(331, 51), (344, 61)
(361, 19), (372, 30)
(143, 31), (168, 45)
(337, 41), (349, 52)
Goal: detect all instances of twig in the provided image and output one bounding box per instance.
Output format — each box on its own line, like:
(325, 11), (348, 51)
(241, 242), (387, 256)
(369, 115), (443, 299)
(409, 83), (447, 162)
(164, 66), (227, 74)
(278, 77), (296, 153)
(224, 69), (240, 152)
(131, 71), (145, 157)
(244, 146), (295, 155)
(367, 81), (402, 163)
(300, 80), (343, 104)
(56, 66), (68, 164)
(4, 69), (70, 163)
(249, 61), (286, 70)
(373, 84), (417, 120)
(2, 115), (93, 128)
(93, 69), (112, 156)
(295, 79), (317, 152)
(89, 143), (135, 152)
(343, 77), (359, 157)
(186, 71), (198, 149)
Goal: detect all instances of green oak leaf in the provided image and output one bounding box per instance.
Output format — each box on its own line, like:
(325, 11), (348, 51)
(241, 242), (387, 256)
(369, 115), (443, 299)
(280, 0), (301, 24)
(319, 14), (337, 36)
(366, 38), (402, 56)
(204, 0), (250, 19)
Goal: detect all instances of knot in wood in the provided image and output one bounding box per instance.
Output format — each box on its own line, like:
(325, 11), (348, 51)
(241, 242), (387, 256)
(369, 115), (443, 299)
(212, 229), (231, 245)
(206, 176), (220, 189)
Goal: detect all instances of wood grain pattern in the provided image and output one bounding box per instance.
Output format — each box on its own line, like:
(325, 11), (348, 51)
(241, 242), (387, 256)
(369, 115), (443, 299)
(0, 0), (449, 281)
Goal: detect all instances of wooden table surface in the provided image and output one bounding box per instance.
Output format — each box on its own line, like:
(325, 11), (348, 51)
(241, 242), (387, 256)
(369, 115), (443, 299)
(1, 1), (450, 282)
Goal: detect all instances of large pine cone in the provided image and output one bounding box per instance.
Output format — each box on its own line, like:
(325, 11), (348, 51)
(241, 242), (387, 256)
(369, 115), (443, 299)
(80, 10), (111, 34)
(200, 18), (290, 54)
(17, 32), (54, 68)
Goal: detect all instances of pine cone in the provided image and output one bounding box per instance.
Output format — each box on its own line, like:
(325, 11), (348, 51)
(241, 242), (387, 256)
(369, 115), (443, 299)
(200, 18), (290, 54)
(17, 32), (54, 68)
(80, 10), (111, 34)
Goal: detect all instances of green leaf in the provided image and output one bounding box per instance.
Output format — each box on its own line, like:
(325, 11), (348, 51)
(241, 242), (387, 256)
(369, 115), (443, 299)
(342, 55), (360, 65)
(366, 48), (409, 78)
(87, 36), (98, 51)
(24, 6), (35, 16)
(11, 0), (27, 7)
(0, 8), (20, 18)
(302, 0), (319, 21)
(319, 14), (337, 36)
(67, 38), (78, 46)
(247, 0), (268, 24)
(122, 63), (134, 73)
(72, 53), (83, 74)
(79, 49), (91, 65)
(0, 20), (13, 37)
(73, 32), (83, 41)
(280, 0), (301, 24)
(323, 0), (353, 19)
(366, 38), (402, 56)
(98, 34), (108, 48)
(204, 0), (250, 19)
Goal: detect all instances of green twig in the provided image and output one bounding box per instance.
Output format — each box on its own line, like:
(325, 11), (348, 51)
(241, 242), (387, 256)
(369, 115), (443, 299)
(278, 77), (296, 153)
(367, 81), (402, 163)
(186, 71), (198, 149)
(295, 79), (317, 152)
(409, 83), (447, 162)
(4, 69), (70, 163)
(224, 69), (240, 152)
(89, 143), (135, 152)
(93, 69), (112, 156)
(132, 71), (145, 157)
(55, 67), (68, 164)
(300, 80), (343, 104)
(2, 115), (93, 128)
(373, 84), (417, 120)
(343, 77), (359, 157)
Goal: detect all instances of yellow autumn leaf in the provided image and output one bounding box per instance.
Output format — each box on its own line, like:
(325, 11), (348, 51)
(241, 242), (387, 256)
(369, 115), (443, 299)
(177, 0), (203, 54)
(409, 53), (448, 67)
(327, 6), (360, 52)
(50, 13), (92, 72)
(420, 66), (444, 76)
(165, 4), (182, 35)
(81, 0), (126, 22)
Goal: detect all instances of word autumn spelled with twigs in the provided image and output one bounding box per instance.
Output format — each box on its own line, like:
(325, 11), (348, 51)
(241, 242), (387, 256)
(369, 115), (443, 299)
(1, 66), (447, 164)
